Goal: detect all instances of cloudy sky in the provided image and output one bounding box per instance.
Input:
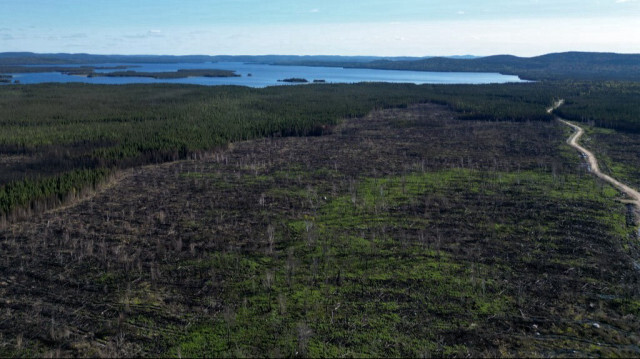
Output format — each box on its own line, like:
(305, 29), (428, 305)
(1, 0), (639, 56)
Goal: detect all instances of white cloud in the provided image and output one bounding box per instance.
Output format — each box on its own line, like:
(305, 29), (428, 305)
(122, 30), (165, 39)
(2, 17), (639, 56)
(181, 18), (640, 56)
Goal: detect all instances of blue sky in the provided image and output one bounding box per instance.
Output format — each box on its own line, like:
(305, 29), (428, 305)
(1, 0), (639, 56)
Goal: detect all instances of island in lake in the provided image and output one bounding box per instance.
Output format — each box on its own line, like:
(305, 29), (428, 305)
(0, 65), (239, 80)
(0, 65), (129, 75)
(278, 77), (309, 83)
(89, 69), (240, 79)
(277, 78), (327, 83)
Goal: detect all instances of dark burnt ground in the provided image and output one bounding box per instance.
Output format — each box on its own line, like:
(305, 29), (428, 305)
(1, 104), (639, 357)
(584, 126), (640, 191)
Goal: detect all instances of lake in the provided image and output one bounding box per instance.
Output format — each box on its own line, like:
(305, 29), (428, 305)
(6, 62), (527, 87)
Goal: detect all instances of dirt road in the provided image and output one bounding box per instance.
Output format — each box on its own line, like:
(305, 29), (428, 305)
(553, 102), (640, 209)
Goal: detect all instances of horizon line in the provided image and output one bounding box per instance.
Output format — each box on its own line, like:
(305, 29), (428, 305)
(2, 50), (640, 58)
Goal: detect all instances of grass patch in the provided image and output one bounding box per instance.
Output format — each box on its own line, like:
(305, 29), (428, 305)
(171, 168), (636, 357)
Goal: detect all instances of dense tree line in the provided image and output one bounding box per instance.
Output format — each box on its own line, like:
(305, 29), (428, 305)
(0, 168), (111, 217)
(553, 81), (640, 132)
(0, 81), (637, 217)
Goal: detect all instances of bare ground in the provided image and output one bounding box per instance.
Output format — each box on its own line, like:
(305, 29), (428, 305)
(1, 104), (639, 357)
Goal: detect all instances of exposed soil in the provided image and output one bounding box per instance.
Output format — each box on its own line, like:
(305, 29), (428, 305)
(559, 117), (640, 209)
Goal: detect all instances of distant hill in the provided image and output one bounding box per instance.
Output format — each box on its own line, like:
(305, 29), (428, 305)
(0, 52), (221, 65)
(297, 52), (640, 81)
(0, 52), (187, 65)
(1, 52), (636, 80)
(0, 52), (480, 66)
(253, 52), (640, 81)
(0, 52), (431, 65)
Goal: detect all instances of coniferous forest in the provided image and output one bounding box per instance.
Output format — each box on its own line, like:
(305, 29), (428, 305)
(1, 77), (640, 357)
(1, 81), (639, 220)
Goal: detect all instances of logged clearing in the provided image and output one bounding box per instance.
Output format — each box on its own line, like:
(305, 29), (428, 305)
(1, 104), (639, 357)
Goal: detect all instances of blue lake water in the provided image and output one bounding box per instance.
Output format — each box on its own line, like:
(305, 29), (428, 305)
(6, 62), (527, 87)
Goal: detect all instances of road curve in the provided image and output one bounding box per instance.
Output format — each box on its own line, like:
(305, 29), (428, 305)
(552, 101), (640, 209)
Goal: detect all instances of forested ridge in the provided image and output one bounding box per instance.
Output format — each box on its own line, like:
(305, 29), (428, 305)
(2, 51), (638, 81)
(0, 52), (415, 65)
(273, 52), (640, 81)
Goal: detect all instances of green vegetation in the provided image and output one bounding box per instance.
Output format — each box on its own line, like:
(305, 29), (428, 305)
(2, 102), (639, 357)
(172, 169), (635, 357)
(1, 80), (640, 219)
(0, 82), (552, 218)
(278, 78), (309, 83)
(2, 51), (640, 357)
(578, 125), (640, 190)
(554, 81), (640, 133)
(548, 81), (640, 190)
(0, 168), (111, 218)
(1, 99), (639, 356)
